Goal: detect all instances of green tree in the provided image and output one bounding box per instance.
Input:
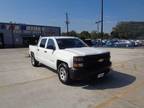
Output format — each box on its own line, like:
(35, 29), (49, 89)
(61, 30), (78, 37)
(90, 31), (99, 39)
(103, 33), (110, 39)
(61, 32), (67, 36)
(80, 31), (91, 39)
(111, 21), (144, 39)
(68, 30), (78, 36)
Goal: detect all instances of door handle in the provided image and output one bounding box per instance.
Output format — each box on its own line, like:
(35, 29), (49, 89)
(44, 51), (47, 53)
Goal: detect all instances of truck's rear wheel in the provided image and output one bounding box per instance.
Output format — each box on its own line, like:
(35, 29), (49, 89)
(58, 63), (71, 84)
(31, 53), (39, 67)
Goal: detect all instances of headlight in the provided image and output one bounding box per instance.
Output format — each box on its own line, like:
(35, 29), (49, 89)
(73, 57), (84, 68)
(73, 57), (84, 62)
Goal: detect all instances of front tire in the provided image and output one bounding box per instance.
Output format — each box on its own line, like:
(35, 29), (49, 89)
(31, 53), (39, 67)
(58, 63), (71, 84)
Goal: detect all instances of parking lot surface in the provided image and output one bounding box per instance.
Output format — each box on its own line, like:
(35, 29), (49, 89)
(0, 48), (144, 108)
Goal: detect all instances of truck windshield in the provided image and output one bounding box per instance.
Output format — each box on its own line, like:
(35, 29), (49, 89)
(56, 38), (87, 49)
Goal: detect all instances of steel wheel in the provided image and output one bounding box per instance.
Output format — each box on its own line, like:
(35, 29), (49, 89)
(59, 67), (67, 81)
(58, 63), (71, 84)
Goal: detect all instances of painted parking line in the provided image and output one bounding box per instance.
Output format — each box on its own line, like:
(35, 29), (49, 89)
(0, 75), (57, 89)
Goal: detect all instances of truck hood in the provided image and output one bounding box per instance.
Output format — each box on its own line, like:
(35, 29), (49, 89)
(65, 47), (109, 56)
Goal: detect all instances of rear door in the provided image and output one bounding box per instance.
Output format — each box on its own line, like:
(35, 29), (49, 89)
(37, 38), (47, 64)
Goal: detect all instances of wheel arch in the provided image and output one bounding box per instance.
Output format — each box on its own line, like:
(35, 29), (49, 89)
(57, 60), (69, 70)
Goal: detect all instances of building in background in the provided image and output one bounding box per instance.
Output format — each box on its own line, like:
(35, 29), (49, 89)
(0, 22), (61, 48)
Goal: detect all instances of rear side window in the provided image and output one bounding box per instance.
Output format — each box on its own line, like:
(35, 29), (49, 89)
(40, 39), (47, 48)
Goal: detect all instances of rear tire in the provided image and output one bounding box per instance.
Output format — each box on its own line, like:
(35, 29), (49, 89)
(31, 53), (39, 67)
(58, 63), (71, 84)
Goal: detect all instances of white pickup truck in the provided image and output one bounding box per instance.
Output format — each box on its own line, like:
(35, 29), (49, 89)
(29, 36), (112, 84)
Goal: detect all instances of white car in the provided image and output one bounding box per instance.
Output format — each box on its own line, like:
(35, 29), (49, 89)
(29, 36), (112, 84)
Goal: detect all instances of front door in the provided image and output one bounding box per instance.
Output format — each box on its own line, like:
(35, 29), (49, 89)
(44, 38), (57, 69)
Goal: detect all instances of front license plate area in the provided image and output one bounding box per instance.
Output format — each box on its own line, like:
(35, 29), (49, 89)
(97, 73), (104, 78)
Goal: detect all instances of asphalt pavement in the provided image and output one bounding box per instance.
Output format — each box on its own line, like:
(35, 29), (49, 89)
(0, 48), (144, 108)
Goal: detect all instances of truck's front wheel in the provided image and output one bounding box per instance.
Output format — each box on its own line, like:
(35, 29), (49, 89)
(58, 63), (71, 84)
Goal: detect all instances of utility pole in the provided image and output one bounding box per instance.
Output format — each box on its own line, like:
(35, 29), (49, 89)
(95, 20), (101, 39)
(95, 0), (104, 40)
(101, 0), (104, 40)
(65, 12), (70, 35)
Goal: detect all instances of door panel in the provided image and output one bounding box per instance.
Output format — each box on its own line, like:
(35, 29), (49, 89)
(43, 38), (57, 69)
(44, 49), (56, 69)
(37, 47), (45, 63)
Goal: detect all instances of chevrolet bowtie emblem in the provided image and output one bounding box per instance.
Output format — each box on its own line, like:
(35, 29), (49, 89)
(98, 59), (104, 62)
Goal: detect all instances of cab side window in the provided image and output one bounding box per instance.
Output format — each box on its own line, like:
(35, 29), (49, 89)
(40, 39), (47, 48)
(47, 39), (55, 50)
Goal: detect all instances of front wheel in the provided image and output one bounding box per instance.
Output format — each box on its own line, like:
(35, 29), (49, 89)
(58, 63), (71, 84)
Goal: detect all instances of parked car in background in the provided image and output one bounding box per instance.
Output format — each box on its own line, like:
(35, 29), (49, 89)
(141, 40), (144, 46)
(135, 40), (143, 47)
(83, 39), (93, 47)
(114, 40), (134, 48)
(93, 40), (102, 47)
(83, 39), (143, 48)
(105, 40), (118, 47)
